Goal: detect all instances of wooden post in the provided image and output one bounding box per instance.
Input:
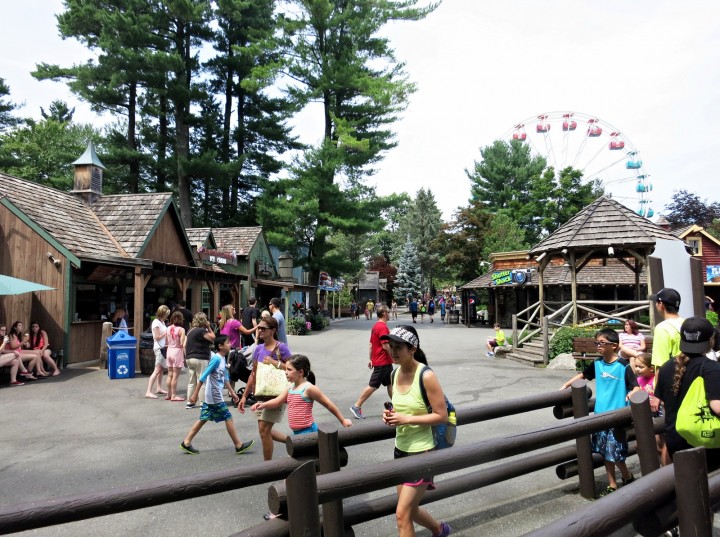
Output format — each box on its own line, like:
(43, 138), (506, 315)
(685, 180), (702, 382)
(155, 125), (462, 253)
(542, 315), (549, 365)
(571, 380), (595, 499)
(570, 251), (578, 325)
(286, 461), (321, 537)
(318, 427), (345, 537)
(133, 268), (150, 372)
(628, 391), (661, 476)
(99, 322), (112, 369)
(647, 256), (664, 331)
(674, 447), (711, 537)
(512, 314), (518, 349)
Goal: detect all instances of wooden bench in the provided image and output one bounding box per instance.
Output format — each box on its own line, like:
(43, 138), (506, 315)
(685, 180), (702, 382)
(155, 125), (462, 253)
(572, 335), (653, 359)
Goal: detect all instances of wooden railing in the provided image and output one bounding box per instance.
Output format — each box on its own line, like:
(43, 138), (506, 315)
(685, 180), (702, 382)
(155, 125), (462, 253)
(4, 385), (710, 537)
(512, 299), (653, 364)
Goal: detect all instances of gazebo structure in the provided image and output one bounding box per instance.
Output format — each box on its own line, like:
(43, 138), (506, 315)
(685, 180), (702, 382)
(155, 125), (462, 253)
(527, 196), (681, 327)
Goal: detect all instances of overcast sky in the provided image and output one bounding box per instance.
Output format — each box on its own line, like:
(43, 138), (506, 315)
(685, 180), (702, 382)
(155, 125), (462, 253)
(2, 1), (719, 220)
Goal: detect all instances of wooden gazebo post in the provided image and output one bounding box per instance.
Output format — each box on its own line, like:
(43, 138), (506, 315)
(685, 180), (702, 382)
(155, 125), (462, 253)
(134, 267), (150, 371)
(570, 250), (578, 325)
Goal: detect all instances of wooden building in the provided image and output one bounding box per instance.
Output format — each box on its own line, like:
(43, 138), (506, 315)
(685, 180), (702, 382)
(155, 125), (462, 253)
(0, 143), (247, 367)
(673, 224), (720, 305)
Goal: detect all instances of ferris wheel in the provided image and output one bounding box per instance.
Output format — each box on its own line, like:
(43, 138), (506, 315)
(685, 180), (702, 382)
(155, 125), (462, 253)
(504, 111), (653, 218)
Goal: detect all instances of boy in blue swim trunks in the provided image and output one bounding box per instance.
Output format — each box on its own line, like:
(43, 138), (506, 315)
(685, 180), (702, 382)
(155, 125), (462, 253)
(181, 335), (254, 455)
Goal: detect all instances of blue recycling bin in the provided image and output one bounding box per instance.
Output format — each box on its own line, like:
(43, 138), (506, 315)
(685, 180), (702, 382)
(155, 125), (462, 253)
(106, 330), (137, 379)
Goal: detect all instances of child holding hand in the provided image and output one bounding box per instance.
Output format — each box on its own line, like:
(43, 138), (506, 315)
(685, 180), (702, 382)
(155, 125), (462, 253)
(252, 354), (352, 435)
(560, 328), (640, 496)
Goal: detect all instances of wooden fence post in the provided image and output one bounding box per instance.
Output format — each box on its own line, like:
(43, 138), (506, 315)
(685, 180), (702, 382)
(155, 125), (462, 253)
(628, 390), (661, 476)
(286, 461), (321, 537)
(542, 316), (549, 365)
(571, 380), (595, 499)
(674, 447), (711, 537)
(512, 314), (518, 348)
(318, 427), (345, 537)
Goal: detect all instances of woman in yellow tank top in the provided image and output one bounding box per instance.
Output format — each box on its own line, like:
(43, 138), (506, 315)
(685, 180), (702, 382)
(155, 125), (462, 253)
(381, 325), (452, 537)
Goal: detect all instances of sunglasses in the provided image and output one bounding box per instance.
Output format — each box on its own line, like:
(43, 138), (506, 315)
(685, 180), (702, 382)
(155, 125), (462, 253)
(596, 341), (614, 346)
(257, 326), (272, 331)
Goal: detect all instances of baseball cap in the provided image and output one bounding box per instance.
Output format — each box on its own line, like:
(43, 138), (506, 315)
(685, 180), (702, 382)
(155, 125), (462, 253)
(679, 316), (714, 354)
(380, 326), (420, 348)
(648, 288), (681, 309)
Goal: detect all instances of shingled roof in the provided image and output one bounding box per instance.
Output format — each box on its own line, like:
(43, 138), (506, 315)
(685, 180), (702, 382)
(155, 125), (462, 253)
(462, 263), (647, 289)
(92, 193), (174, 257)
(186, 227), (214, 248)
(528, 196), (680, 257)
(212, 227), (263, 256)
(0, 173), (125, 258)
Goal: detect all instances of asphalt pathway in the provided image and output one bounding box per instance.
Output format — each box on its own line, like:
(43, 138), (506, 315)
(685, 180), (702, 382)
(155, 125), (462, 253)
(0, 314), (691, 536)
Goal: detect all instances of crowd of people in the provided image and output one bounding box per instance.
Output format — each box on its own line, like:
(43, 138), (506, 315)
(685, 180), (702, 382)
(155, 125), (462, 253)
(1, 320), (61, 386)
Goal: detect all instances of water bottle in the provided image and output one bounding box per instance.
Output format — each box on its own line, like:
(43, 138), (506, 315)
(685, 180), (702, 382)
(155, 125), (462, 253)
(445, 410), (457, 446)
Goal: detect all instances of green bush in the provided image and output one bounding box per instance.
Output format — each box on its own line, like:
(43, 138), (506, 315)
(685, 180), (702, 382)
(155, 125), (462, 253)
(549, 326), (598, 361)
(707, 310), (718, 326)
(305, 311), (328, 331)
(287, 317), (309, 336)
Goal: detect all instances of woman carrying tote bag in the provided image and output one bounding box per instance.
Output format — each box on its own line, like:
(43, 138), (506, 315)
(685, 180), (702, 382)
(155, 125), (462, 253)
(238, 316), (291, 461)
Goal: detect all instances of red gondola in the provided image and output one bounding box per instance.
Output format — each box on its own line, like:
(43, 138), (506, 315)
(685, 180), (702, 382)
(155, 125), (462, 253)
(562, 120), (577, 131)
(609, 140), (625, 150)
(587, 126), (602, 137)
(512, 132), (527, 141)
(536, 123), (550, 133)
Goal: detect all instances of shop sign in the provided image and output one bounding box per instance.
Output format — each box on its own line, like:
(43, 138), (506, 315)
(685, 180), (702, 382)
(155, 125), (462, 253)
(491, 270), (513, 286)
(707, 265), (720, 283)
(198, 247), (237, 266)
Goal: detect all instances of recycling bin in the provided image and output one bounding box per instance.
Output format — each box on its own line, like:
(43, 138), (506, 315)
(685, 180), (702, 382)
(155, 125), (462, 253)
(106, 330), (137, 379)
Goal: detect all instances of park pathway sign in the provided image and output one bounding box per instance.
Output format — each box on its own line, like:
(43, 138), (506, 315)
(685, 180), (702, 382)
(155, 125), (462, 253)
(0, 274), (55, 295)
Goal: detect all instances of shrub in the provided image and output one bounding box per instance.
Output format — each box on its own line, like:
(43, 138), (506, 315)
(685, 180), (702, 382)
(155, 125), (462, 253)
(305, 311), (328, 331)
(287, 317), (309, 336)
(707, 310), (718, 326)
(549, 326), (598, 361)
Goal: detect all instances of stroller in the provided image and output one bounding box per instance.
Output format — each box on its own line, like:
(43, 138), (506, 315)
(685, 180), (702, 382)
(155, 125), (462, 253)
(227, 344), (255, 404)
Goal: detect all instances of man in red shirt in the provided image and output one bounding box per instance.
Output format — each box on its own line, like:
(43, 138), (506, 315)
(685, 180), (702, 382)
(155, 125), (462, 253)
(350, 305), (392, 419)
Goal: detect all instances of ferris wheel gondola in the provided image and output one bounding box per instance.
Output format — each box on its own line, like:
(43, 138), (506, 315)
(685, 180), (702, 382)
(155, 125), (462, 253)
(504, 111), (653, 218)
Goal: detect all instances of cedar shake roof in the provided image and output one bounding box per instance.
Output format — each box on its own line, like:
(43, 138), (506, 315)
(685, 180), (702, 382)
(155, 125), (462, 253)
(212, 227), (262, 256)
(528, 196), (680, 256)
(0, 172), (125, 258)
(186, 227), (214, 248)
(462, 264), (647, 289)
(92, 193), (173, 257)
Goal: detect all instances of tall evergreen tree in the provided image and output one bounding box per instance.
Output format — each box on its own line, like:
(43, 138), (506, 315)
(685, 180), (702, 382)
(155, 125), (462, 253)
(258, 0), (437, 286)
(394, 237), (422, 302)
(399, 188), (442, 291)
(0, 78), (21, 132)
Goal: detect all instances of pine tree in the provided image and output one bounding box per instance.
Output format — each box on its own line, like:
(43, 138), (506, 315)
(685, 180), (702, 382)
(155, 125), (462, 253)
(394, 237), (422, 302)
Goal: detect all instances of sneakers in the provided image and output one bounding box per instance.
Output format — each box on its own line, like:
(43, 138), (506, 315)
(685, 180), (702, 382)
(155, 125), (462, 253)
(434, 522), (452, 537)
(180, 441), (199, 454)
(10, 381), (25, 386)
(662, 528), (679, 537)
(185, 402), (196, 409)
(263, 512), (278, 521)
(350, 405), (364, 419)
(486, 352), (495, 357)
(599, 485), (617, 497)
(235, 439), (254, 454)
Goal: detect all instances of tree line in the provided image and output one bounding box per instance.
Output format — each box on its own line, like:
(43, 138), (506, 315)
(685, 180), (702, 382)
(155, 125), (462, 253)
(3, 2), (711, 297)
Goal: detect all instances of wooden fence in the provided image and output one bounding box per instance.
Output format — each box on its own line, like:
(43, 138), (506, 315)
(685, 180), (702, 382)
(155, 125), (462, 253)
(2, 382), (715, 536)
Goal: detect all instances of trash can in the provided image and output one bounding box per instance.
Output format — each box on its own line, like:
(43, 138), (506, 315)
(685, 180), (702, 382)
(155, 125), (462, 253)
(106, 330), (137, 379)
(448, 311), (460, 324)
(139, 328), (155, 375)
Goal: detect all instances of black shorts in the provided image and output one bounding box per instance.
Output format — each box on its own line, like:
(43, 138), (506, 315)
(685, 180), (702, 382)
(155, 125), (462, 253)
(369, 364), (393, 389)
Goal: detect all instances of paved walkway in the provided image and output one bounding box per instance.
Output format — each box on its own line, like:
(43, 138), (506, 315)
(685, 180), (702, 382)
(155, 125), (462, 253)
(0, 316), (673, 536)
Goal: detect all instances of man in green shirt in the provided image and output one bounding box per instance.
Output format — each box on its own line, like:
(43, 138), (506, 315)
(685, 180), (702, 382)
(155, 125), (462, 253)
(649, 288), (684, 369)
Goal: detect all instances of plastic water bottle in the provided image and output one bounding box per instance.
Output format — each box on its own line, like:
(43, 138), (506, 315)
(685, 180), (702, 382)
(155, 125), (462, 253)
(445, 410), (457, 445)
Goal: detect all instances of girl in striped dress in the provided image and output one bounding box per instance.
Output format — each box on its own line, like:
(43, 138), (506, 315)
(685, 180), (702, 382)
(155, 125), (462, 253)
(251, 354), (352, 435)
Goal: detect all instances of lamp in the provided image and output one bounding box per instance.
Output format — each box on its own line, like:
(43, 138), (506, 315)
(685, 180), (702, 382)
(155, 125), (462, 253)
(47, 252), (61, 268)
(608, 246), (615, 257)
